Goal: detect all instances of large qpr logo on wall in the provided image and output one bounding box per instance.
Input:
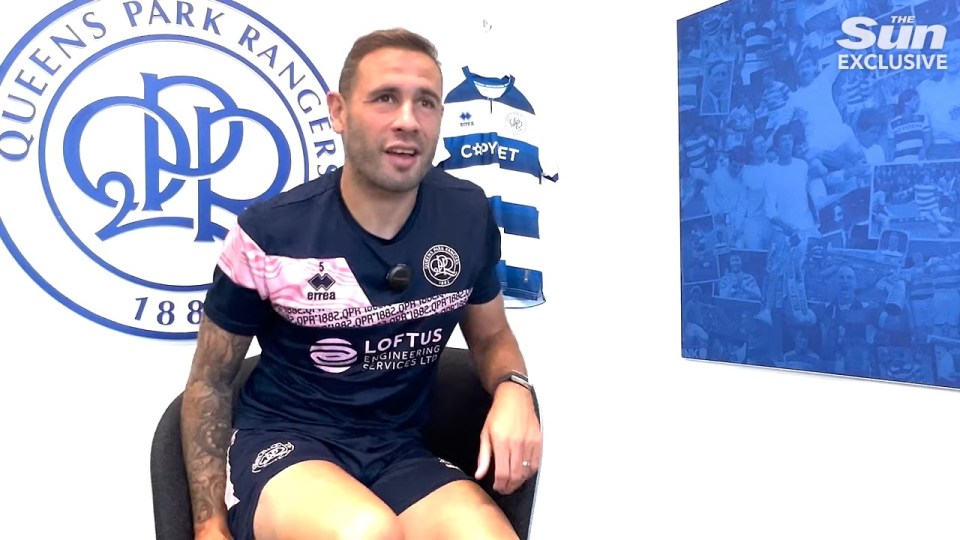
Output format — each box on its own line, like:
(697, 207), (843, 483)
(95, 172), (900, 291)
(0, 0), (342, 339)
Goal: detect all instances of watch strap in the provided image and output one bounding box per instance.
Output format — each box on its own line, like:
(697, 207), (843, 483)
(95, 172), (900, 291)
(497, 370), (533, 392)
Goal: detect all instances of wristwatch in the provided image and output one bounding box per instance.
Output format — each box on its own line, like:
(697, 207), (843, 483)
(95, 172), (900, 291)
(497, 371), (534, 393)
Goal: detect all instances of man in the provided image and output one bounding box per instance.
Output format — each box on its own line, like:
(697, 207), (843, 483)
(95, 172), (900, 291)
(888, 89), (931, 164)
(782, 328), (821, 372)
(180, 28), (542, 540)
(765, 126), (818, 246)
(916, 38), (960, 158)
(819, 265), (880, 378)
(737, 134), (774, 250)
(717, 253), (762, 301)
(783, 54), (854, 161)
(913, 170), (955, 237)
(756, 126), (818, 325)
(700, 60), (732, 115)
(879, 231), (905, 258)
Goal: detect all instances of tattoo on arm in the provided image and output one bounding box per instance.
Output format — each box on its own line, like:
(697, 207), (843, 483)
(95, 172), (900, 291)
(180, 316), (252, 527)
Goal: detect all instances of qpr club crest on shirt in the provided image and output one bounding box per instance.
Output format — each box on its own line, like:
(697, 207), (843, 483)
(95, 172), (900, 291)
(0, 0), (342, 340)
(423, 244), (460, 287)
(504, 111), (526, 136)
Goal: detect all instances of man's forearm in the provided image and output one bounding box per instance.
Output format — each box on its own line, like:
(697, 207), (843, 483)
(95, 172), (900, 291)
(181, 317), (251, 534)
(470, 325), (528, 395)
(181, 379), (234, 529)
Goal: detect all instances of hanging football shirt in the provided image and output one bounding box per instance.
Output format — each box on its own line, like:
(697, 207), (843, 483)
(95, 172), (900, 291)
(436, 66), (559, 308)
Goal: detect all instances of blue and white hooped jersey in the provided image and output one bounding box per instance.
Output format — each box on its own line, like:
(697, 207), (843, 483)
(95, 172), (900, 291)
(436, 66), (559, 308)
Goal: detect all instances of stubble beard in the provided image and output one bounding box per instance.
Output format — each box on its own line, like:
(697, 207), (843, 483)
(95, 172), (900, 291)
(344, 132), (438, 195)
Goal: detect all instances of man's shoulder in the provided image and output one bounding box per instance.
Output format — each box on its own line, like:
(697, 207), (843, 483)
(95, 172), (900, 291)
(422, 167), (490, 206)
(238, 170), (340, 231)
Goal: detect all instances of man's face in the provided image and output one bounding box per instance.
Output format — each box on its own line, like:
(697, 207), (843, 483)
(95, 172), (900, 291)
(708, 63), (729, 94)
(752, 135), (770, 157)
(904, 93), (919, 113)
(729, 255), (742, 272)
(328, 47), (443, 193)
(776, 133), (794, 158)
(716, 153), (730, 171)
(797, 59), (817, 86)
(729, 155), (745, 175)
(837, 266), (857, 298)
(888, 234), (900, 251)
(690, 286), (703, 302)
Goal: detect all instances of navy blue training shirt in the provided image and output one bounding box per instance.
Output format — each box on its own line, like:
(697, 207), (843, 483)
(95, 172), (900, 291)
(202, 166), (502, 434)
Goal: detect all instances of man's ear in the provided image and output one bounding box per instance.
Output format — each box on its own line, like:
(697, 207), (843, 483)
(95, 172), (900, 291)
(327, 91), (346, 133)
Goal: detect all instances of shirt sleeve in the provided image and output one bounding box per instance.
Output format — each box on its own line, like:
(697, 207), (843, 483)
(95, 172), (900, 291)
(468, 199), (503, 305)
(202, 219), (272, 336)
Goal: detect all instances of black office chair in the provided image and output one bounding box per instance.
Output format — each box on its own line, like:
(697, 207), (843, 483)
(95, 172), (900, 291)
(151, 347), (540, 539)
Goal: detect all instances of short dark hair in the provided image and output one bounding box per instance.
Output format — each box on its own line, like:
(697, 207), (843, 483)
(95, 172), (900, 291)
(338, 28), (441, 99)
(773, 124), (794, 146)
(896, 89), (919, 114)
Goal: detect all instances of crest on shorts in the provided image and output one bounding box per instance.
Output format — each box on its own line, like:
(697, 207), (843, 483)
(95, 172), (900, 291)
(251, 442), (295, 473)
(437, 457), (461, 471)
(423, 245), (461, 287)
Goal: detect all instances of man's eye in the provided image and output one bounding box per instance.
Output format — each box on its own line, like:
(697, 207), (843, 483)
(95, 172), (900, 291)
(376, 95), (394, 103)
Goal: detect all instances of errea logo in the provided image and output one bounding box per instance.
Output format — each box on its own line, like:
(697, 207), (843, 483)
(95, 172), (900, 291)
(0, 0), (343, 339)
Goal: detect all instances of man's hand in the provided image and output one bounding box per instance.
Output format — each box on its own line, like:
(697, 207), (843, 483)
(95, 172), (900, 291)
(475, 382), (542, 495)
(195, 522), (233, 540)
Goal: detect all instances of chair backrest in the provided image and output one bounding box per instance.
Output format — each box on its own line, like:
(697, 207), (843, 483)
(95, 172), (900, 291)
(151, 347), (539, 539)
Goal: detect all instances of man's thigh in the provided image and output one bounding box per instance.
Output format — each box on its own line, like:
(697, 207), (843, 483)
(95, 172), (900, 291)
(399, 479), (519, 540)
(225, 427), (400, 540)
(254, 460), (401, 540)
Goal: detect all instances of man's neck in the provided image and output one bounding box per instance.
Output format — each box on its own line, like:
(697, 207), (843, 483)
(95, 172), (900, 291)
(340, 167), (418, 241)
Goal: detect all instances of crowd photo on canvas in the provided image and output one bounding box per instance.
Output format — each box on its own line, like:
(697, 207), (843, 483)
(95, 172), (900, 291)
(678, 0), (960, 388)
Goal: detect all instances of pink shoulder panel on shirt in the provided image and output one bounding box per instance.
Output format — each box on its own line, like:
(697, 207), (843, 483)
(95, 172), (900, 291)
(217, 224), (371, 306)
(217, 224), (473, 328)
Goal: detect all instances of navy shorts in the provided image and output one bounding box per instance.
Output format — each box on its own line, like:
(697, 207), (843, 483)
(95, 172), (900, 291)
(224, 425), (470, 540)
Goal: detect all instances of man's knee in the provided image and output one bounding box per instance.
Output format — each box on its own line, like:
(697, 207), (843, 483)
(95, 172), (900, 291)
(253, 460), (405, 540)
(257, 503), (403, 540)
(336, 509), (404, 540)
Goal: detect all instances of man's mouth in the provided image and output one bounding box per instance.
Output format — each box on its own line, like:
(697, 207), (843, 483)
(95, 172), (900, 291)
(384, 146), (419, 169)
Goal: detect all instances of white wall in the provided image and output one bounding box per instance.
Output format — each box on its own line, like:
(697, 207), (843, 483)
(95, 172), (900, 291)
(0, 1), (957, 539)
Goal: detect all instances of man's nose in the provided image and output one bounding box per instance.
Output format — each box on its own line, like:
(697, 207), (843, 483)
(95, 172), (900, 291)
(392, 101), (419, 131)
